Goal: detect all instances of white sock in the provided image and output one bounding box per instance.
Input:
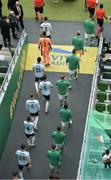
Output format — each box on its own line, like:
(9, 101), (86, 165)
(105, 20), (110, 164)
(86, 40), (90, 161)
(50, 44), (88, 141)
(35, 82), (39, 93)
(27, 138), (31, 147)
(32, 135), (35, 145)
(19, 171), (23, 178)
(34, 116), (39, 129)
(45, 101), (49, 113)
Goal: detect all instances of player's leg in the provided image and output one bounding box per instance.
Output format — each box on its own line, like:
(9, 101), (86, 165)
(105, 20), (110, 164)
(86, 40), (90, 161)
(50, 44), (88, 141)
(44, 95), (50, 114)
(39, 7), (44, 23)
(18, 165), (24, 179)
(90, 34), (95, 46)
(30, 113), (35, 121)
(34, 7), (38, 20)
(35, 77), (39, 93)
(31, 133), (36, 147)
(25, 134), (31, 148)
(58, 94), (64, 106)
(34, 113), (39, 129)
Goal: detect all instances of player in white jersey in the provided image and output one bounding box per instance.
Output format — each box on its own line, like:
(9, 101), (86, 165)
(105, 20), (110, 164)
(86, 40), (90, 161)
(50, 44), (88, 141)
(26, 94), (40, 129)
(40, 17), (52, 39)
(24, 116), (36, 148)
(16, 144), (32, 179)
(33, 57), (45, 94)
(39, 74), (53, 114)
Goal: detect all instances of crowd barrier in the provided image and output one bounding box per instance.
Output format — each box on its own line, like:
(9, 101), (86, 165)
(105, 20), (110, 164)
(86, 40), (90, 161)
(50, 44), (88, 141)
(77, 34), (103, 179)
(0, 30), (28, 160)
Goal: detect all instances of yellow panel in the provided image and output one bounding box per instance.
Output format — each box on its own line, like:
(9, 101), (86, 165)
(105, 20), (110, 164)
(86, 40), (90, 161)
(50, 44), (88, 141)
(25, 43), (98, 74)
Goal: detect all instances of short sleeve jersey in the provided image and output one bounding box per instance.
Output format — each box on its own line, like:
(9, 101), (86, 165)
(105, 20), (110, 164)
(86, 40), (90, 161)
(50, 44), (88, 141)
(95, 8), (106, 19)
(33, 63), (45, 78)
(52, 131), (66, 144)
(34, 0), (44, 7)
(59, 108), (72, 122)
(56, 79), (70, 95)
(26, 99), (40, 113)
(24, 121), (35, 134)
(40, 22), (52, 36)
(38, 37), (52, 51)
(39, 81), (53, 95)
(66, 55), (80, 70)
(47, 150), (61, 166)
(86, 0), (96, 8)
(84, 19), (95, 34)
(72, 35), (84, 51)
(16, 150), (30, 165)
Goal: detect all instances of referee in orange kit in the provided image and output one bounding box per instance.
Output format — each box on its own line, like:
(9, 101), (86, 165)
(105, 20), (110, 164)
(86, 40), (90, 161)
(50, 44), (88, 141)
(95, 3), (108, 38)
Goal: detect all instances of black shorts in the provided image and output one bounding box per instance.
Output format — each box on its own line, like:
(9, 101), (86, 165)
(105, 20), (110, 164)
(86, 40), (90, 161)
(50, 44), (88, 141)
(35, 77), (43, 82)
(88, 7), (95, 16)
(43, 95), (50, 101)
(18, 163), (29, 170)
(34, 6), (43, 14)
(97, 18), (104, 27)
(25, 133), (35, 138)
(30, 112), (39, 117)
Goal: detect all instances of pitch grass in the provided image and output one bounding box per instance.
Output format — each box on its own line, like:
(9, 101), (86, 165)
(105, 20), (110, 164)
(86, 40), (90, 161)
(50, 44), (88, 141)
(2, 0), (111, 21)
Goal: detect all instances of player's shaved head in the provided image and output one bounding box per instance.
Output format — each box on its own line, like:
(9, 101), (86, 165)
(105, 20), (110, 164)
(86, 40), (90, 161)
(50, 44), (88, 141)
(42, 31), (46, 37)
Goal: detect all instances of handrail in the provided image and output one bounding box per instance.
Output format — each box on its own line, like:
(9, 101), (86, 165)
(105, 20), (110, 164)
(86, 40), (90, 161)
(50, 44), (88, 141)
(0, 29), (27, 104)
(76, 34), (103, 179)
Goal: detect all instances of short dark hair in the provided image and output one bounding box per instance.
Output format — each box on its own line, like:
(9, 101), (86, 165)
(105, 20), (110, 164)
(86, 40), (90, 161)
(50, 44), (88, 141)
(100, 3), (103, 9)
(51, 144), (56, 150)
(21, 144), (26, 150)
(57, 126), (61, 131)
(60, 74), (65, 80)
(27, 116), (31, 121)
(64, 103), (68, 109)
(72, 49), (76, 54)
(12, 172), (18, 177)
(30, 93), (33, 98)
(42, 31), (46, 37)
(44, 17), (48, 21)
(105, 149), (110, 155)
(43, 74), (47, 81)
(37, 57), (41, 63)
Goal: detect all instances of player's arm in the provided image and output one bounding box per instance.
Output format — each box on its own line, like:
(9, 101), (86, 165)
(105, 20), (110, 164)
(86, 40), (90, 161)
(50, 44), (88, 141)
(26, 101), (29, 112)
(28, 154), (32, 168)
(37, 101), (41, 112)
(38, 40), (41, 50)
(50, 82), (53, 88)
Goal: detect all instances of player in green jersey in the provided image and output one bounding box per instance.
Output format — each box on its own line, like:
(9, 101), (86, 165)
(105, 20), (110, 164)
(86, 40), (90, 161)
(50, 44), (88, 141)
(52, 126), (66, 150)
(56, 75), (71, 106)
(66, 49), (80, 80)
(72, 31), (85, 57)
(47, 144), (61, 174)
(84, 14), (95, 46)
(59, 103), (72, 130)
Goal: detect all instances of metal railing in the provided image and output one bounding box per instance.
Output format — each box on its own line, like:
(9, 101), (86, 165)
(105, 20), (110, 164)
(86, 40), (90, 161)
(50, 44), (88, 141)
(0, 29), (27, 104)
(77, 34), (103, 179)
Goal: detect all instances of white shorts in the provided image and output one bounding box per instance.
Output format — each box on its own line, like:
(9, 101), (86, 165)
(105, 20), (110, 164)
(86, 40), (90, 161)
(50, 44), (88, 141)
(85, 33), (95, 39)
(49, 162), (60, 170)
(69, 69), (77, 75)
(61, 121), (69, 128)
(55, 143), (64, 150)
(58, 93), (68, 100)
